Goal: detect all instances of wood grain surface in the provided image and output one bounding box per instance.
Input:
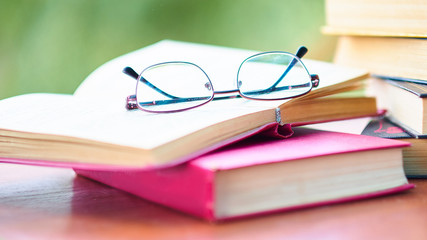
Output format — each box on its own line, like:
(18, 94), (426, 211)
(0, 163), (426, 240)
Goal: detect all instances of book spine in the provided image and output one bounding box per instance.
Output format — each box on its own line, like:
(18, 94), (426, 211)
(74, 164), (216, 220)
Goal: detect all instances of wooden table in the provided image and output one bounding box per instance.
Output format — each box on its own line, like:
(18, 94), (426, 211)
(0, 163), (426, 240)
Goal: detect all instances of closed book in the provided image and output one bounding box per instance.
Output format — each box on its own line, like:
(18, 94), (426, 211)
(333, 36), (427, 83)
(75, 127), (412, 221)
(323, 0), (427, 37)
(368, 78), (427, 135)
(306, 116), (427, 178)
(361, 117), (427, 178)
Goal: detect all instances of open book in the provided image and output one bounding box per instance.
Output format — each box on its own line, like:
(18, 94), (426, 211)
(0, 40), (376, 168)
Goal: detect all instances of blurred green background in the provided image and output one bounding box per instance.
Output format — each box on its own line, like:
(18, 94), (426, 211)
(0, 0), (336, 100)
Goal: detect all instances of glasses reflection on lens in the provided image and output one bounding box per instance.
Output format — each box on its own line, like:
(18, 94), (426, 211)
(136, 62), (214, 112)
(237, 52), (312, 100)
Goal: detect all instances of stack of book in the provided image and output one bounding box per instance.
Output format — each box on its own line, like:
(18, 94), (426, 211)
(0, 40), (413, 220)
(323, 0), (427, 176)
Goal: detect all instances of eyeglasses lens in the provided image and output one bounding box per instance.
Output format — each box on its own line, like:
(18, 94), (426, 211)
(237, 52), (312, 100)
(136, 62), (214, 112)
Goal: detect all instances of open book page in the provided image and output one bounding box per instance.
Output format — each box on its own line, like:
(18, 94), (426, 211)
(0, 93), (274, 150)
(74, 40), (257, 106)
(0, 40), (373, 167)
(74, 40), (368, 108)
(0, 39), (365, 152)
(0, 40), (370, 150)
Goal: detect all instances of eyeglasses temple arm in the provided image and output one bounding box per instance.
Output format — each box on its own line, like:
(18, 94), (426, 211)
(136, 95), (243, 107)
(295, 46), (308, 59)
(122, 67), (179, 99)
(265, 46), (320, 92)
(251, 82), (310, 94)
(130, 79), (321, 109)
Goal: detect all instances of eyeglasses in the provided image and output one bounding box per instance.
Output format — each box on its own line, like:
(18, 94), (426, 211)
(123, 46), (319, 113)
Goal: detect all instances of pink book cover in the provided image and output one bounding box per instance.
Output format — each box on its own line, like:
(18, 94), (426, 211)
(74, 127), (414, 221)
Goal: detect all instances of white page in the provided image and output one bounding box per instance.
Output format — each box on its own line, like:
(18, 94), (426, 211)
(0, 93), (272, 149)
(304, 117), (372, 134)
(74, 40), (258, 106)
(74, 40), (367, 108)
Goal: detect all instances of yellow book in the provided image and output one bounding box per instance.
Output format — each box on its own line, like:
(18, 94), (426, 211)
(323, 0), (427, 37)
(334, 36), (427, 82)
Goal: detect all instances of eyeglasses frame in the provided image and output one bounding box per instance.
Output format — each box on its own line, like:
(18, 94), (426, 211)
(124, 46), (319, 113)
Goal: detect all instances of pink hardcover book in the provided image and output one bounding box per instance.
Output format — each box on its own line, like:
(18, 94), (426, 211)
(75, 127), (413, 221)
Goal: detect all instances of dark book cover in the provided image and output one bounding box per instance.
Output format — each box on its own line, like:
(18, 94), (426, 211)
(373, 76), (427, 97)
(361, 117), (413, 139)
(362, 116), (427, 139)
(362, 117), (427, 178)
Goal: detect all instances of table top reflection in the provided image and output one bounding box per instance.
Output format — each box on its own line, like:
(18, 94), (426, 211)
(0, 163), (426, 240)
